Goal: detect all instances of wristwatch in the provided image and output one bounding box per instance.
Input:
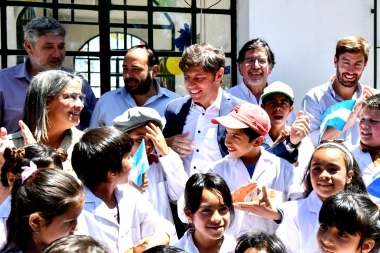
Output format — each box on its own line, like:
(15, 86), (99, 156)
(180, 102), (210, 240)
(285, 135), (301, 149)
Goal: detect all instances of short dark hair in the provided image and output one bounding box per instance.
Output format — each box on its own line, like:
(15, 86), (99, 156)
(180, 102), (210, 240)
(179, 43), (225, 76)
(72, 127), (134, 189)
(242, 127), (262, 142)
(2, 169), (84, 252)
(235, 231), (288, 253)
(1, 143), (66, 186)
(184, 173), (234, 226)
(143, 245), (187, 253)
(43, 235), (110, 253)
(319, 192), (380, 252)
(335, 36), (370, 62)
(303, 142), (367, 197)
(126, 45), (159, 67)
(24, 17), (66, 46)
(237, 38), (275, 68)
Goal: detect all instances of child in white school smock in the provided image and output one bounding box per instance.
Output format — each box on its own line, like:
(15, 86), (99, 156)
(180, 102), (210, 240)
(73, 127), (176, 253)
(113, 107), (188, 224)
(276, 141), (368, 253)
(206, 103), (304, 236)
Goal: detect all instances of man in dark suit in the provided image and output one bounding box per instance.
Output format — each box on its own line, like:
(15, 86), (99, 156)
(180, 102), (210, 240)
(163, 43), (306, 176)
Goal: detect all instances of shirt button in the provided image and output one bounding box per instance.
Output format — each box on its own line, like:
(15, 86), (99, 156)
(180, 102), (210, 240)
(196, 149), (199, 152)
(202, 113), (205, 115)
(193, 166), (196, 169)
(198, 130), (201, 133)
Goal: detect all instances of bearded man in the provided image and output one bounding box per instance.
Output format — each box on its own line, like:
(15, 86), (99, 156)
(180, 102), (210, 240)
(89, 45), (180, 128)
(302, 36), (375, 147)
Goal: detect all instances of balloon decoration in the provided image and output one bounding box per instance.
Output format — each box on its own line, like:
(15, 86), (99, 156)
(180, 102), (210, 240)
(166, 57), (182, 75)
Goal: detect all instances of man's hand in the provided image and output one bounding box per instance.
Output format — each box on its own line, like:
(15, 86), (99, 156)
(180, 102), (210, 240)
(289, 110), (310, 145)
(165, 131), (194, 158)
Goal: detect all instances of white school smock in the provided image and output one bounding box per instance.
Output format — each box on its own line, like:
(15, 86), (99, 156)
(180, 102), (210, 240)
(173, 228), (236, 253)
(0, 195), (10, 248)
(145, 148), (188, 223)
(206, 147), (305, 236)
(276, 191), (322, 253)
(76, 185), (177, 253)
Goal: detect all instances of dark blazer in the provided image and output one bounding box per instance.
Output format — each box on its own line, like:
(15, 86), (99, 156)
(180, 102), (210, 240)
(163, 91), (298, 163)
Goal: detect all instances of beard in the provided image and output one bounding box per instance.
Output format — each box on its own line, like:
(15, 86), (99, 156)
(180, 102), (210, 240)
(336, 68), (361, 88)
(124, 73), (153, 95)
(30, 55), (63, 72)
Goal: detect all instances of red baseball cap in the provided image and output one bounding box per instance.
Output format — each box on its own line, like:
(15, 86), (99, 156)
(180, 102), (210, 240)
(211, 103), (271, 136)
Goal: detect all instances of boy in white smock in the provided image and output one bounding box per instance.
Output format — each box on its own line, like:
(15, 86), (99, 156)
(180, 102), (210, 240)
(113, 107), (188, 223)
(207, 103), (304, 236)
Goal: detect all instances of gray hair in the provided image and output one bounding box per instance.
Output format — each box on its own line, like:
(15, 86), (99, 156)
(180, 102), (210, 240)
(23, 70), (83, 143)
(24, 17), (66, 45)
(179, 43), (225, 76)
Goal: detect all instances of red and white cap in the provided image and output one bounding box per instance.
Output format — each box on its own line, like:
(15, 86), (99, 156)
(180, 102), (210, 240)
(211, 103), (271, 136)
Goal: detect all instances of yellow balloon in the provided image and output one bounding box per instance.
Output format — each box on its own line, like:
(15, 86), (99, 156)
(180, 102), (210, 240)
(166, 57), (182, 75)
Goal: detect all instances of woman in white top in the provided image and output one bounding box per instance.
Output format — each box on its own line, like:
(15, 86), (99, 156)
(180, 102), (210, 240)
(173, 173), (236, 253)
(276, 142), (368, 253)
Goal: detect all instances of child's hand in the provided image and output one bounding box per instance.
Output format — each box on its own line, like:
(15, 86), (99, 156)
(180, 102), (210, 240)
(129, 173), (149, 193)
(145, 123), (169, 157)
(233, 186), (282, 221)
(132, 232), (170, 253)
(289, 110), (310, 145)
(231, 182), (257, 202)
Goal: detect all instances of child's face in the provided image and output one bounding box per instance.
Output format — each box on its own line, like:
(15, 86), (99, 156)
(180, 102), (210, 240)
(261, 94), (293, 128)
(225, 128), (258, 160)
(38, 201), (83, 247)
(129, 125), (155, 156)
(310, 148), (353, 201)
(117, 152), (133, 185)
(243, 249), (267, 253)
(187, 189), (230, 241)
(317, 224), (362, 253)
(359, 106), (380, 149)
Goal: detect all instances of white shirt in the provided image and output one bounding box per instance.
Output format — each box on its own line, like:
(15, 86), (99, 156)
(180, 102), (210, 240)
(228, 82), (296, 125)
(276, 191), (322, 253)
(76, 185), (177, 253)
(206, 148), (305, 236)
(173, 228), (236, 253)
(264, 127), (315, 186)
(145, 148), (188, 222)
(350, 145), (380, 204)
(182, 88), (223, 175)
(0, 195), (11, 248)
(301, 76), (363, 147)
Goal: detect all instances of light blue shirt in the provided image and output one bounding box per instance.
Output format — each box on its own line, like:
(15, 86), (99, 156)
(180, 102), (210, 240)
(301, 76), (363, 147)
(89, 79), (180, 128)
(0, 60), (97, 133)
(228, 82), (296, 125)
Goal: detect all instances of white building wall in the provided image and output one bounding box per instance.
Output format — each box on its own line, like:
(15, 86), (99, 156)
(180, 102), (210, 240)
(237, 0), (375, 111)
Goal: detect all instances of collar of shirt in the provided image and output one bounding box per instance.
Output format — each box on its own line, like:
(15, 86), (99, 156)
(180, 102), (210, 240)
(239, 81), (268, 105)
(328, 75), (363, 101)
(14, 58), (33, 82)
(190, 87), (223, 111)
(360, 141), (380, 158)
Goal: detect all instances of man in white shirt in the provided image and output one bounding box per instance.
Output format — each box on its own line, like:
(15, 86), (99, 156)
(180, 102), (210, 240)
(228, 38), (295, 125)
(163, 43), (305, 176)
(302, 36), (374, 147)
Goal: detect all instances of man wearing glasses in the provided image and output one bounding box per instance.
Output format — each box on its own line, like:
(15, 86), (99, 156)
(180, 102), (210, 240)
(228, 38), (295, 125)
(0, 17), (97, 133)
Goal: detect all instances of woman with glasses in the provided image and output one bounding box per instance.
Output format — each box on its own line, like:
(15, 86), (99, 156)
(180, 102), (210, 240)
(1, 70), (85, 171)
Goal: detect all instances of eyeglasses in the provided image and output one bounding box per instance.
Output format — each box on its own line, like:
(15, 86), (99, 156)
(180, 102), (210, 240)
(243, 57), (268, 66)
(61, 92), (86, 103)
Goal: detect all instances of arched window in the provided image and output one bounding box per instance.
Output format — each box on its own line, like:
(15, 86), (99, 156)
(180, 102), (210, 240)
(74, 32), (146, 97)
